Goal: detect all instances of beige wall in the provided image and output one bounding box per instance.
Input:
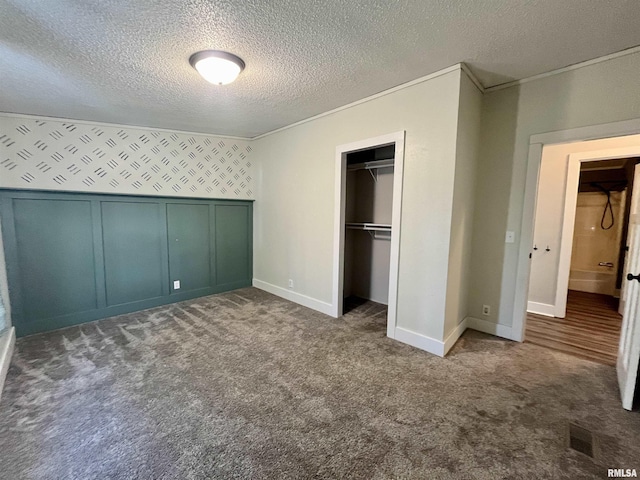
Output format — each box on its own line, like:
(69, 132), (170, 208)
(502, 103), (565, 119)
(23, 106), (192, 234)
(469, 50), (640, 329)
(443, 71), (482, 337)
(254, 67), (472, 342)
(528, 135), (640, 309)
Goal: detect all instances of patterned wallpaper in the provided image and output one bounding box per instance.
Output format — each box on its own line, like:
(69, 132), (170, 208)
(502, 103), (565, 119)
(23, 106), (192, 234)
(0, 115), (254, 199)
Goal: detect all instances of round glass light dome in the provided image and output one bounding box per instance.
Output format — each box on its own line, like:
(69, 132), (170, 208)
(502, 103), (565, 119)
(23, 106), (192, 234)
(189, 50), (245, 85)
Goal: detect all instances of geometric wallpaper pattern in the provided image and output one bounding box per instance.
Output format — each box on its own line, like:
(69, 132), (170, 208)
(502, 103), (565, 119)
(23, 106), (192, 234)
(0, 114), (254, 200)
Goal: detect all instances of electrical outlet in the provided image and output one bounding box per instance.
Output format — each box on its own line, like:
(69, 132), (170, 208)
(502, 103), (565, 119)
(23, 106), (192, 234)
(173, 280), (181, 290)
(288, 279), (294, 289)
(482, 304), (490, 316)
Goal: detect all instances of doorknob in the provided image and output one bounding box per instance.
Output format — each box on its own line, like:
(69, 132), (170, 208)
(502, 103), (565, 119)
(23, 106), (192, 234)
(627, 273), (640, 282)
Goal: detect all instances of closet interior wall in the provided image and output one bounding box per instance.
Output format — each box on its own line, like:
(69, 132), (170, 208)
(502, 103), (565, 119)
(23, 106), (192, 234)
(344, 145), (394, 307)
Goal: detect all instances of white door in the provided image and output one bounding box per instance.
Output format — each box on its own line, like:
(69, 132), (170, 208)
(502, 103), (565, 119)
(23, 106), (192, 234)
(618, 164), (640, 410)
(619, 188), (633, 315)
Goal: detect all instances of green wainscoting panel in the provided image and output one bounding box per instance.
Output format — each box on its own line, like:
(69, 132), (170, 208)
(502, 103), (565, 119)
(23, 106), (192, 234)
(101, 201), (164, 306)
(215, 204), (251, 286)
(167, 203), (212, 293)
(12, 198), (98, 321)
(1, 191), (253, 337)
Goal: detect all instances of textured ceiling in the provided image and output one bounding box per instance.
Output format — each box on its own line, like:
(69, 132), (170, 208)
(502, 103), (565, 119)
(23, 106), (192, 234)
(1, 0), (640, 138)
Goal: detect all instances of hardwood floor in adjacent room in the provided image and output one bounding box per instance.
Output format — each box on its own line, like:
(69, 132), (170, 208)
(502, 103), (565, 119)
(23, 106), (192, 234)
(525, 290), (622, 366)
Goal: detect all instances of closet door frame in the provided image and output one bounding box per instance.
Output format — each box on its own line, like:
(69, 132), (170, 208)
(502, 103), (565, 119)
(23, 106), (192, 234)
(332, 131), (405, 338)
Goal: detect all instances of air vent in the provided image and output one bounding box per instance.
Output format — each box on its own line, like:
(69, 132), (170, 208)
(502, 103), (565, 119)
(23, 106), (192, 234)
(568, 423), (594, 458)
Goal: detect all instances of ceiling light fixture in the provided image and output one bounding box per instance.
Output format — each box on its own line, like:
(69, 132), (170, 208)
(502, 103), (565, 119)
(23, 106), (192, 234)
(189, 50), (245, 85)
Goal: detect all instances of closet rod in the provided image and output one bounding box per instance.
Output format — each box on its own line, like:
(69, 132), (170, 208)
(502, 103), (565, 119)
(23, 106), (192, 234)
(346, 222), (392, 232)
(347, 158), (394, 171)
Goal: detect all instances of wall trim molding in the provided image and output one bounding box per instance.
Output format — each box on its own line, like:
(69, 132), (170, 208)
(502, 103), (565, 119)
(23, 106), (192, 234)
(485, 45), (640, 93)
(0, 327), (15, 401)
(443, 318), (469, 355)
(6, 47), (639, 142)
(250, 281), (517, 356)
(253, 64), (464, 140)
(252, 279), (334, 316)
(0, 111), (252, 142)
(394, 326), (446, 357)
(530, 118), (640, 146)
(393, 317), (516, 357)
(466, 316), (516, 341)
(526, 301), (555, 317)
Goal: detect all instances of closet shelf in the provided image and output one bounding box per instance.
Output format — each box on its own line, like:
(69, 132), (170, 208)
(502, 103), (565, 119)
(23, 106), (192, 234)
(347, 159), (394, 171)
(346, 222), (392, 232)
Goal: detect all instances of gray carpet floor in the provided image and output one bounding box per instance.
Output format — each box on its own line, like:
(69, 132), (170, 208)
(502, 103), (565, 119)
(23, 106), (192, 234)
(0, 287), (639, 479)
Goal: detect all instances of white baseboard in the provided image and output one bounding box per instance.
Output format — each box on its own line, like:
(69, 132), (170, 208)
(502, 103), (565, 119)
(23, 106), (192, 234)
(252, 279), (519, 354)
(394, 326), (446, 357)
(0, 327), (15, 401)
(252, 279), (334, 316)
(392, 316), (516, 357)
(466, 316), (516, 341)
(443, 318), (469, 355)
(526, 301), (555, 317)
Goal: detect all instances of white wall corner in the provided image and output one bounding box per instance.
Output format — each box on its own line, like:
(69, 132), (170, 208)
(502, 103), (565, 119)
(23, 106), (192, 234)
(443, 318), (469, 355)
(526, 302), (555, 317)
(459, 63), (485, 94)
(465, 316), (516, 341)
(0, 327), (16, 401)
(252, 279), (334, 317)
(393, 326), (446, 357)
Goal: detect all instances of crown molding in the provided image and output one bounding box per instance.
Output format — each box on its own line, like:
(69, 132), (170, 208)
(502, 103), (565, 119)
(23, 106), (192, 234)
(253, 64), (465, 140)
(485, 45), (640, 93)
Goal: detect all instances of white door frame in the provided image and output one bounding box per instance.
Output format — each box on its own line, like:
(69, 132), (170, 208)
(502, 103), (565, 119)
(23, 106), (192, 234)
(332, 131), (405, 339)
(553, 146), (640, 318)
(512, 118), (640, 342)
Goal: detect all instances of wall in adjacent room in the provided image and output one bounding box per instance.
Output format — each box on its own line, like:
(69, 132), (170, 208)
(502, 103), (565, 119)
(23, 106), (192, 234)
(527, 135), (640, 310)
(253, 66), (471, 343)
(0, 114), (254, 199)
(468, 50), (640, 332)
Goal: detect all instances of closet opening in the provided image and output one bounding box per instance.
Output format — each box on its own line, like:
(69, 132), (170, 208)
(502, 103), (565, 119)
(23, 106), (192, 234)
(343, 144), (394, 314)
(332, 131), (405, 339)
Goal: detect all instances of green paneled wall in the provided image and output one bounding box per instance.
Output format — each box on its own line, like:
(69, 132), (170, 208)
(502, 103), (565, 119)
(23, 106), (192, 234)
(0, 190), (253, 336)
(216, 204), (251, 286)
(13, 199), (98, 319)
(167, 203), (212, 293)
(102, 202), (165, 306)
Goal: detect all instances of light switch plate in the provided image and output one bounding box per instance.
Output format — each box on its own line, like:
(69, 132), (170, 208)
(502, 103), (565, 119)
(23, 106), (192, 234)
(505, 231), (515, 243)
(173, 280), (180, 290)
